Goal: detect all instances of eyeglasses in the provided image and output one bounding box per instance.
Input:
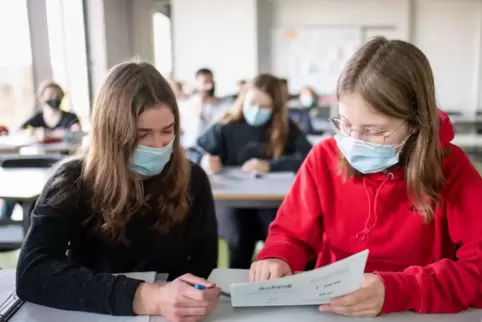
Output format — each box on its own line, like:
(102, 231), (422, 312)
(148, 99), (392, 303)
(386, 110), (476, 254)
(329, 116), (406, 148)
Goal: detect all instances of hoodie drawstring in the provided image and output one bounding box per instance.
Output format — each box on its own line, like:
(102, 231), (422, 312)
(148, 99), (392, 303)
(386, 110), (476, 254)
(354, 173), (393, 242)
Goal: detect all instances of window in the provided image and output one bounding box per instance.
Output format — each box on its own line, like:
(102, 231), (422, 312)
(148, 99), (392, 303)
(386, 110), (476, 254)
(153, 12), (173, 78)
(0, 0), (35, 130)
(46, 0), (90, 129)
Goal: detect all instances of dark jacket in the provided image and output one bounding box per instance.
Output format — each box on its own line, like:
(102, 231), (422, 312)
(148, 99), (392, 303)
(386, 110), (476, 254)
(16, 159), (217, 316)
(188, 119), (312, 172)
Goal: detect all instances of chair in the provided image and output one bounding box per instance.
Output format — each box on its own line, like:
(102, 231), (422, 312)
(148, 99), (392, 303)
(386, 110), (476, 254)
(0, 155), (64, 168)
(0, 154), (65, 252)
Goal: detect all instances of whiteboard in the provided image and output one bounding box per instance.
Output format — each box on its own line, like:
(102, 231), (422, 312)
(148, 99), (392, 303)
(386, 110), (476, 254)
(271, 27), (362, 95)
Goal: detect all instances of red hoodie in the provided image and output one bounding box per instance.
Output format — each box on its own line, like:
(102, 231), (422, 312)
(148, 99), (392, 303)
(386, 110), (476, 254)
(258, 111), (482, 314)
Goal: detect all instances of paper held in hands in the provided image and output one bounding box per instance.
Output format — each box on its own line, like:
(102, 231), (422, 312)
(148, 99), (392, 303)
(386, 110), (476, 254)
(230, 249), (369, 307)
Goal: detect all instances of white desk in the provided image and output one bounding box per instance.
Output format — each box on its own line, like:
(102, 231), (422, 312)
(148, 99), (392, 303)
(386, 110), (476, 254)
(307, 134), (331, 145)
(307, 134), (482, 150)
(0, 269), (168, 322)
(3, 268), (479, 322)
(207, 268), (482, 322)
(210, 168), (295, 208)
(0, 168), (51, 234)
(448, 115), (482, 124)
(452, 134), (482, 149)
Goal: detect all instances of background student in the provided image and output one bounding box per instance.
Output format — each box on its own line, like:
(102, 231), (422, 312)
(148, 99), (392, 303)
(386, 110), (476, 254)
(250, 37), (482, 317)
(189, 74), (312, 269)
(179, 68), (229, 148)
(16, 61), (220, 321)
(0, 81), (82, 220)
(21, 80), (81, 134)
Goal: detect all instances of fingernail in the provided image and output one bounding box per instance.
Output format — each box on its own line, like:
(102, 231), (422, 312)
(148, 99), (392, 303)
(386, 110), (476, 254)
(319, 305), (330, 311)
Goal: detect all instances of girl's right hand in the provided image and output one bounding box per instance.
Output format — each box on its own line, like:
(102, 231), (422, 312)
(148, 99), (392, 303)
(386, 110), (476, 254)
(249, 258), (293, 282)
(133, 273), (220, 322)
(201, 154), (222, 174)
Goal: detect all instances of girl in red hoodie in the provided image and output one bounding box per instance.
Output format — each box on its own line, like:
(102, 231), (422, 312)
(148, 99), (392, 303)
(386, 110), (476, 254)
(250, 36), (482, 317)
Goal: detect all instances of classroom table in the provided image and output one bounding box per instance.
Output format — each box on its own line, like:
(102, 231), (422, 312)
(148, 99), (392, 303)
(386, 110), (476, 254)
(0, 168), (51, 234)
(451, 134), (482, 149)
(448, 114), (482, 124)
(210, 168), (295, 208)
(207, 268), (482, 322)
(0, 136), (36, 154)
(307, 134), (331, 145)
(0, 269), (167, 322)
(307, 134), (482, 150)
(20, 142), (81, 154)
(2, 267), (480, 321)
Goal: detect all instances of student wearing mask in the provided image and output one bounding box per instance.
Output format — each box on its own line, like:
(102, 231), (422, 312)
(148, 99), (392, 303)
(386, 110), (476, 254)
(16, 62), (220, 321)
(250, 37), (482, 317)
(289, 86), (317, 133)
(21, 80), (81, 133)
(189, 74), (312, 269)
(179, 68), (228, 147)
(1, 82), (82, 220)
(299, 87), (318, 109)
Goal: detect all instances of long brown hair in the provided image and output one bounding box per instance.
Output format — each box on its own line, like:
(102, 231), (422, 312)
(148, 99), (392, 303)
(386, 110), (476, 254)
(336, 36), (444, 221)
(216, 74), (289, 158)
(49, 61), (191, 244)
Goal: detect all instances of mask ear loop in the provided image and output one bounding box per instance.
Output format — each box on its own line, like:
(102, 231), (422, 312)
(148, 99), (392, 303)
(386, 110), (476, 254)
(395, 127), (415, 156)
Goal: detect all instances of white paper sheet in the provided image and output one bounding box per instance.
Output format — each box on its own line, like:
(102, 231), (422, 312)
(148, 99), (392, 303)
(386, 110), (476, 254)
(230, 250), (369, 307)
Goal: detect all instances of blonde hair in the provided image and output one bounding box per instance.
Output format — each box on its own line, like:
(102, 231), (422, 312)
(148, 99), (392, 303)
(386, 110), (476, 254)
(216, 74), (289, 158)
(336, 36), (445, 221)
(48, 61), (191, 244)
(37, 80), (65, 100)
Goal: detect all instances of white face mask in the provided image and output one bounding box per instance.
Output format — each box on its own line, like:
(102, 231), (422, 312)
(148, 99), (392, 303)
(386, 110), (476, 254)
(334, 134), (410, 174)
(300, 95), (314, 108)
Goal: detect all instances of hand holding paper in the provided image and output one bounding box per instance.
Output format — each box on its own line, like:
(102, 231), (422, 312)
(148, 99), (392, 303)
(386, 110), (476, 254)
(230, 250), (369, 307)
(319, 273), (385, 318)
(249, 258), (293, 281)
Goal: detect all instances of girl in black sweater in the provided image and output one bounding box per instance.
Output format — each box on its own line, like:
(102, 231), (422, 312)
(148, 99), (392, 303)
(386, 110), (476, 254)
(189, 74), (312, 269)
(16, 62), (220, 321)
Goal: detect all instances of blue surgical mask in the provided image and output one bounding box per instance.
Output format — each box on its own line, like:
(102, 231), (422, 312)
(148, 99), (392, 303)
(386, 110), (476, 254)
(130, 139), (174, 177)
(334, 134), (407, 174)
(300, 95), (314, 108)
(242, 101), (272, 126)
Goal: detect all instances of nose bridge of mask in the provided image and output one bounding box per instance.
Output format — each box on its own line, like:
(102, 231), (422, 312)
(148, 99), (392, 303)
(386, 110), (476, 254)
(345, 137), (396, 158)
(130, 138), (174, 176)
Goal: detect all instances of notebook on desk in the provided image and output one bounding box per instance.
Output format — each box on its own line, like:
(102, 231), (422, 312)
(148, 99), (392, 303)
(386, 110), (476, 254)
(9, 271), (158, 322)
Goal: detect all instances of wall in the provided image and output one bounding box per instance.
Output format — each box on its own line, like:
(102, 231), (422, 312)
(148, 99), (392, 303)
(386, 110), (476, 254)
(265, 0), (482, 114)
(272, 0), (411, 40)
(85, 0), (155, 96)
(171, 0), (482, 114)
(172, 0), (258, 96)
(413, 0), (481, 114)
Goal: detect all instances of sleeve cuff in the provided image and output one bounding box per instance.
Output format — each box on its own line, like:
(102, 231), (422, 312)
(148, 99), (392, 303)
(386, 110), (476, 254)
(258, 243), (307, 273)
(374, 271), (420, 315)
(110, 276), (144, 316)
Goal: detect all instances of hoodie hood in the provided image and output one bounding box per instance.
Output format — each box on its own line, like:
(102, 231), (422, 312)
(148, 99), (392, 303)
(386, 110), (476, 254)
(438, 109), (455, 147)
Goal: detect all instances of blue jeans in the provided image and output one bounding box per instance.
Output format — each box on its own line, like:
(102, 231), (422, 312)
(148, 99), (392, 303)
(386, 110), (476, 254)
(0, 200), (16, 219)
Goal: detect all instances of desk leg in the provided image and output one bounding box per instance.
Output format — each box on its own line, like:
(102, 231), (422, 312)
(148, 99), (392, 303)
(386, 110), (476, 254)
(21, 201), (34, 235)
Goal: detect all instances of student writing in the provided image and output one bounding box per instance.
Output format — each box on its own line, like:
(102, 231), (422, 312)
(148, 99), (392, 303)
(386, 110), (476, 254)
(189, 74), (312, 269)
(16, 62), (220, 321)
(250, 37), (482, 317)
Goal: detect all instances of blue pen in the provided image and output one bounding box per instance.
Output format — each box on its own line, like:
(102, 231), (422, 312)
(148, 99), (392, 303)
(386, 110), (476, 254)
(194, 283), (231, 298)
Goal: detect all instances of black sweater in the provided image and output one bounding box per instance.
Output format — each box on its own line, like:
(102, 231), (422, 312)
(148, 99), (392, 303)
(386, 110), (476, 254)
(16, 159), (218, 316)
(188, 119), (312, 172)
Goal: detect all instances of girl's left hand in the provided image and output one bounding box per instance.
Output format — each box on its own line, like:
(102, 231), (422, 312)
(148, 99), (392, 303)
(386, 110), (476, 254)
(241, 158), (271, 173)
(319, 273), (385, 317)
